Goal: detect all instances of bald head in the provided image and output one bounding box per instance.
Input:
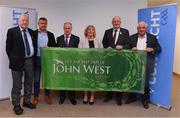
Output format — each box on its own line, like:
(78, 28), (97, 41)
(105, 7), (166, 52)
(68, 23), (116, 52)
(19, 13), (29, 29)
(112, 16), (121, 29)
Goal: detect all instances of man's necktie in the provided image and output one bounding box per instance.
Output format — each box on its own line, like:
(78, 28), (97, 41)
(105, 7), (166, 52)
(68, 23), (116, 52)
(113, 29), (117, 42)
(65, 35), (68, 47)
(23, 29), (31, 56)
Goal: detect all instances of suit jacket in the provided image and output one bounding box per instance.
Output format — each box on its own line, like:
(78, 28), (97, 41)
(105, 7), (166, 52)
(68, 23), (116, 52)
(56, 34), (79, 48)
(130, 33), (161, 73)
(130, 33), (161, 55)
(6, 26), (35, 71)
(102, 28), (130, 49)
(78, 37), (102, 48)
(34, 30), (57, 57)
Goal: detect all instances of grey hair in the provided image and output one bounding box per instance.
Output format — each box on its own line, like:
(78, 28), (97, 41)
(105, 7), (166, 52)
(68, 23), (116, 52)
(138, 21), (148, 28)
(112, 16), (121, 22)
(64, 22), (72, 27)
(18, 13), (29, 22)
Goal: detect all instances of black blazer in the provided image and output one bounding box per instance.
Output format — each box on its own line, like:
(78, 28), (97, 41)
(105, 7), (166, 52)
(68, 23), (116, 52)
(130, 33), (161, 55)
(56, 34), (79, 48)
(34, 30), (57, 57)
(130, 33), (161, 73)
(6, 26), (35, 71)
(102, 28), (130, 49)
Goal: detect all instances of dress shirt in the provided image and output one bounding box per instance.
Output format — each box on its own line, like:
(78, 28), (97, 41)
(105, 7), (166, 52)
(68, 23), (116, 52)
(20, 26), (34, 58)
(137, 34), (147, 50)
(37, 30), (48, 57)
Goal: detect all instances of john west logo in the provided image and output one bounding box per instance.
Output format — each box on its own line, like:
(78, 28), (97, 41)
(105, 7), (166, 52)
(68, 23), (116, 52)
(53, 59), (111, 75)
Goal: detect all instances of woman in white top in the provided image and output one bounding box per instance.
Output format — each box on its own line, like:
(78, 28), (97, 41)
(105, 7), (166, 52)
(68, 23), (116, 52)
(79, 25), (101, 105)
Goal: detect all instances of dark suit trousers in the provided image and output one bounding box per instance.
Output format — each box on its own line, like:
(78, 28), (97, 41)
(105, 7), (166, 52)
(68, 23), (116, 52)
(11, 58), (34, 106)
(34, 57), (49, 97)
(59, 90), (76, 101)
(142, 55), (155, 102)
(105, 92), (122, 101)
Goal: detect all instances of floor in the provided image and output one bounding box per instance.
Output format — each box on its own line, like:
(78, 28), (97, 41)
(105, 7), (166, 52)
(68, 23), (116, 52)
(0, 74), (180, 117)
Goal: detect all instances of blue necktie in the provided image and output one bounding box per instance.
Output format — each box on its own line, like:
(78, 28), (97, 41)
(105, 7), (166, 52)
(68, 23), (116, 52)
(23, 29), (31, 56)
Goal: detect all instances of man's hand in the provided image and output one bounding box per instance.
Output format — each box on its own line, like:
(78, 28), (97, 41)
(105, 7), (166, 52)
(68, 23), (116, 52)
(132, 47), (137, 51)
(115, 45), (123, 49)
(146, 47), (154, 52)
(108, 46), (112, 49)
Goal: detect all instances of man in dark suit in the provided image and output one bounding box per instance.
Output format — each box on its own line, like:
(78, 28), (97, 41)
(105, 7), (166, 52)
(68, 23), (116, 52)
(32, 17), (56, 106)
(102, 16), (130, 105)
(6, 13), (36, 115)
(56, 22), (79, 105)
(125, 21), (161, 109)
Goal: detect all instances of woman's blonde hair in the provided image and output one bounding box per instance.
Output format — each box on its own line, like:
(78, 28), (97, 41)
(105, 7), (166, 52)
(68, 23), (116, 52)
(84, 25), (96, 38)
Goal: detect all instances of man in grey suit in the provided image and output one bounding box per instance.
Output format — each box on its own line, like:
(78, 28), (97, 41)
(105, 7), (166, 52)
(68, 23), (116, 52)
(6, 13), (36, 115)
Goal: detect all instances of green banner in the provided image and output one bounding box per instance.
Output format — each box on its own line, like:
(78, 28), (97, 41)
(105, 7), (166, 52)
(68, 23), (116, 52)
(41, 48), (146, 94)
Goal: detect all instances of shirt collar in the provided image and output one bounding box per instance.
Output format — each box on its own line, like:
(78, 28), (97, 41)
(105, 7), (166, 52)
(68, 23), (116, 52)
(113, 28), (120, 32)
(138, 33), (147, 39)
(64, 34), (71, 38)
(19, 26), (27, 32)
(38, 29), (47, 33)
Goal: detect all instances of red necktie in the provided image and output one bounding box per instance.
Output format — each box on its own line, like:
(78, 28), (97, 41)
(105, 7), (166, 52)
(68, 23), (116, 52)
(113, 29), (117, 42)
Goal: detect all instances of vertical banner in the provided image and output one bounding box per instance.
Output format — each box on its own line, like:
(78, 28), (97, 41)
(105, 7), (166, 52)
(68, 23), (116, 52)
(0, 6), (37, 99)
(138, 4), (177, 109)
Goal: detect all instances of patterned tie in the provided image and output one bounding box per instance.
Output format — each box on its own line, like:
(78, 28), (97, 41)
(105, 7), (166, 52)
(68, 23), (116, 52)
(113, 29), (117, 42)
(23, 29), (31, 56)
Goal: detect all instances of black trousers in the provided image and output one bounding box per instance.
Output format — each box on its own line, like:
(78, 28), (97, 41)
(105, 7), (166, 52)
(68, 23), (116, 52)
(142, 55), (155, 101)
(59, 90), (76, 101)
(105, 92), (123, 101)
(11, 58), (34, 106)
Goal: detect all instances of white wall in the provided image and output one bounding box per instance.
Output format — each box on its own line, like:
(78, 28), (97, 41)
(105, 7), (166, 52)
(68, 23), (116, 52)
(0, 0), (147, 39)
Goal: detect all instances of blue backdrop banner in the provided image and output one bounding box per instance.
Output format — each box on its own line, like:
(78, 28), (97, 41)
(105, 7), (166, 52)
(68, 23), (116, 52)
(138, 4), (177, 109)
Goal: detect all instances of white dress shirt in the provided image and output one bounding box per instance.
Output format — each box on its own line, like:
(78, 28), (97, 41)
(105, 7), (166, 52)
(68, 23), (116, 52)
(113, 28), (120, 44)
(20, 27), (34, 58)
(137, 34), (147, 50)
(64, 34), (71, 45)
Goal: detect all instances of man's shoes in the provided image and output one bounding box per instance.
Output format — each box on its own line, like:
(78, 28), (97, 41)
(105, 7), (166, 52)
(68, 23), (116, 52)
(70, 99), (77, 105)
(59, 98), (65, 104)
(23, 102), (36, 109)
(142, 100), (149, 109)
(45, 96), (53, 104)
(103, 97), (112, 103)
(32, 97), (39, 105)
(117, 100), (122, 106)
(13, 105), (23, 115)
(125, 98), (136, 104)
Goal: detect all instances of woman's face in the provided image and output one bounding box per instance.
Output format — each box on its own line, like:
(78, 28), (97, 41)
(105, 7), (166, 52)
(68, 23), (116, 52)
(87, 27), (95, 38)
